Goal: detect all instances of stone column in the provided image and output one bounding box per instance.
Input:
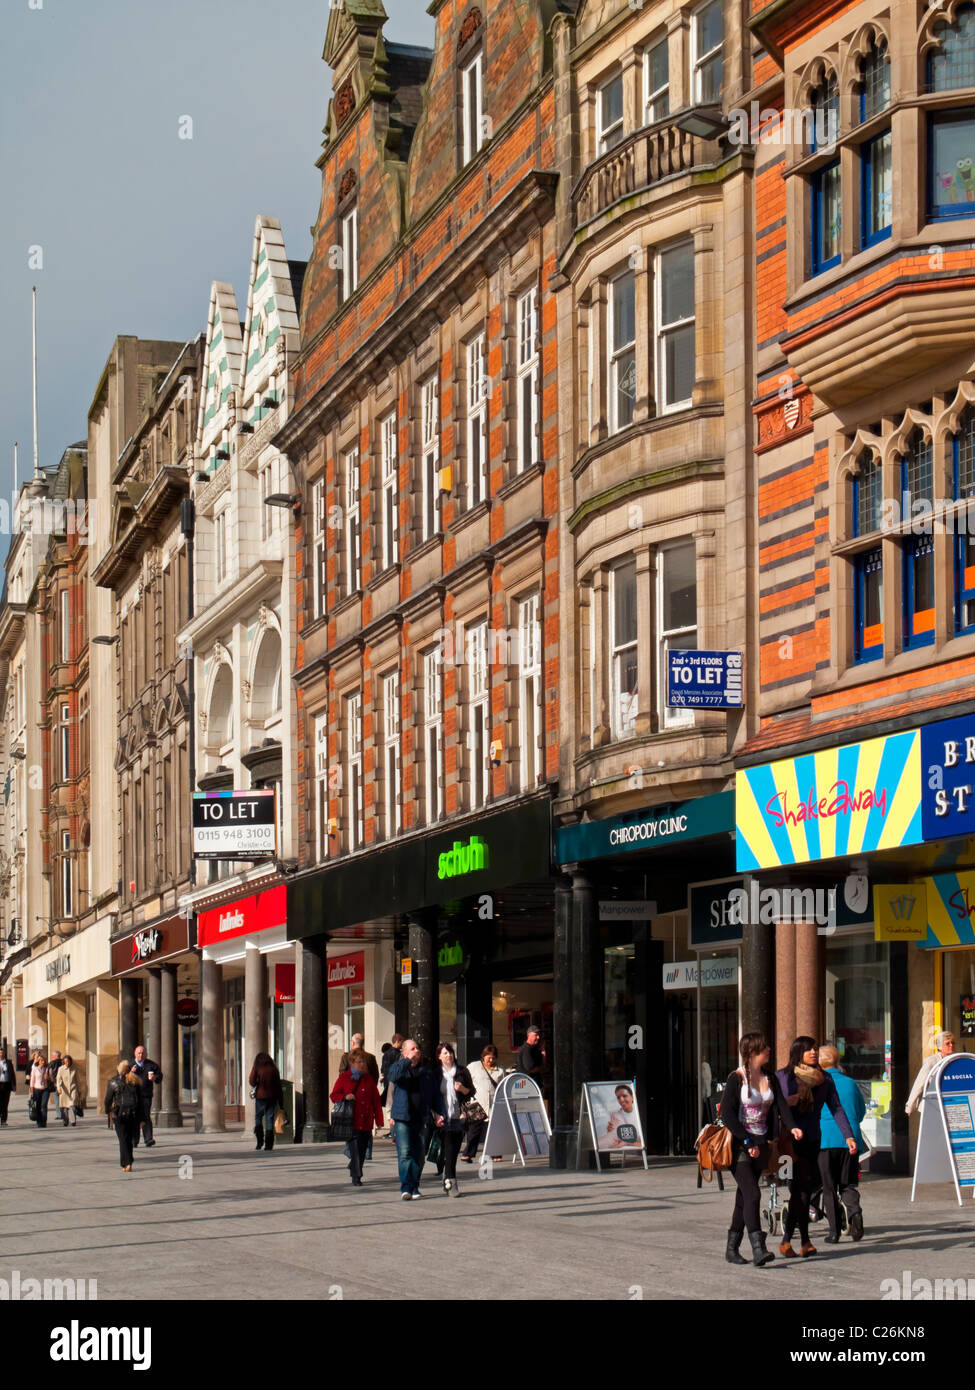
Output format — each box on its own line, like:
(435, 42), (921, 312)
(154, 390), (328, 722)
(200, 956), (225, 1133)
(550, 874), (574, 1169)
(156, 964), (182, 1128)
(774, 920), (796, 1069)
(299, 936), (328, 1143)
(120, 977), (139, 1059)
(146, 969), (161, 1111)
(244, 945), (268, 1132)
(570, 871), (600, 1115)
(407, 910), (437, 1061)
(795, 921), (821, 1042)
(740, 879), (773, 1040)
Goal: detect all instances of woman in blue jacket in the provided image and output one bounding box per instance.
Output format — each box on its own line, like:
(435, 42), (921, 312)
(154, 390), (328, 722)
(777, 1036), (856, 1258)
(817, 1044), (867, 1243)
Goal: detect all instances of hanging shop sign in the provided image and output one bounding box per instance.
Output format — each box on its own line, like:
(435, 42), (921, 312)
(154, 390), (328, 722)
(736, 729), (922, 870)
(921, 714), (975, 840)
(557, 791), (734, 865)
(874, 883), (928, 942)
(192, 790), (277, 861)
(197, 885), (286, 949)
(326, 951), (364, 989)
(667, 649), (743, 710)
(576, 1080), (648, 1171)
(274, 964), (296, 1004)
(111, 914), (194, 977)
(914, 870), (975, 948)
(177, 998), (199, 1028)
(911, 1052), (975, 1205)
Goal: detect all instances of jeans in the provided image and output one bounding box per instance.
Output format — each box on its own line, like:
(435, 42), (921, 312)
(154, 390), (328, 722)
(393, 1120), (428, 1194)
(818, 1148), (862, 1238)
(115, 1116), (139, 1168)
(730, 1138), (769, 1235)
(35, 1089), (50, 1127)
(255, 1097), (276, 1134)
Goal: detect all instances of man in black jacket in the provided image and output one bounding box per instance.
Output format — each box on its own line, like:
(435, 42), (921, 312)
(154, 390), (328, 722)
(0, 1047), (15, 1125)
(130, 1044), (162, 1148)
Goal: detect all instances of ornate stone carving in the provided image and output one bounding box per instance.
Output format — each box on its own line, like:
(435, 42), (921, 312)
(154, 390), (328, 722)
(457, 6), (483, 51)
(339, 167), (358, 201)
(335, 77), (356, 126)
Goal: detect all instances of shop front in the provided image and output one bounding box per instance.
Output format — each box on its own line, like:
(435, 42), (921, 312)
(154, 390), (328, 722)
(21, 914), (117, 1107)
(197, 881), (294, 1127)
(110, 913), (198, 1127)
(289, 793), (555, 1141)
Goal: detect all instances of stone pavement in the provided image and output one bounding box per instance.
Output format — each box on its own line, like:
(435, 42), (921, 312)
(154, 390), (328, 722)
(1, 1109), (972, 1302)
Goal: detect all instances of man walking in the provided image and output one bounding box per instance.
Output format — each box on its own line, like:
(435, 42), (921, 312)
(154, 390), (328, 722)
(339, 1033), (380, 1083)
(49, 1049), (63, 1123)
(380, 1034), (404, 1136)
(517, 1027), (544, 1081)
(387, 1039), (444, 1200)
(130, 1044), (162, 1148)
(0, 1048), (15, 1125)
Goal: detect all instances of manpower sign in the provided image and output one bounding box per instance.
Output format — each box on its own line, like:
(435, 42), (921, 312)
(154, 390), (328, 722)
(736, 730), (923, 870)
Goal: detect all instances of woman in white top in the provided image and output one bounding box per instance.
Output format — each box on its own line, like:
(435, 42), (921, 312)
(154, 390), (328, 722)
(432, 1043), (474, 1196)
(29, 1054), (51, 1128)
(906, 1032), (955, 1115)
(461, 1044), (504, 1163)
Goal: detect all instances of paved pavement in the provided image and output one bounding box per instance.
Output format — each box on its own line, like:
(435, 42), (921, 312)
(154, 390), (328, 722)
(1, 1108), (972, 1302)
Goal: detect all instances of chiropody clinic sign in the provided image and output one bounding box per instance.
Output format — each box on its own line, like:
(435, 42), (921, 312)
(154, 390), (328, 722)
(736, 730), (923, 871)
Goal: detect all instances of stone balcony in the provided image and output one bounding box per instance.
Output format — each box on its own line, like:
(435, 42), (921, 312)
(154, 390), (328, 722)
(573, 118), (711, 229)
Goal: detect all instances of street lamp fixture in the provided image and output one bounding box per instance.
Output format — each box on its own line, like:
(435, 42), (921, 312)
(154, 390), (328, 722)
(91, 635), (120, 646)
(672, 105), (727, 140)
(264, 493), (301, 511)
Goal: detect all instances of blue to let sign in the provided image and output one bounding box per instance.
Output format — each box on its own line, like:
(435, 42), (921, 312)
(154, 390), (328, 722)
(667, 650), (743, 709)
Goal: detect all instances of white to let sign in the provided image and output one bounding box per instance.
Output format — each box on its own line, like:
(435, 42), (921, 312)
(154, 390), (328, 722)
(192, 791), (277, 860)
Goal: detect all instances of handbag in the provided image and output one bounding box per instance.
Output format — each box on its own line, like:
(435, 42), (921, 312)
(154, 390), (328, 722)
(426, 1126), (444, 1169)
(273, 1106), (287, 1136)
(460, 1097), (487, 1126)
(28, 1094), (39, 1123)
(695, 1121), (734, 1182)
(330, 1079), (360, 1140)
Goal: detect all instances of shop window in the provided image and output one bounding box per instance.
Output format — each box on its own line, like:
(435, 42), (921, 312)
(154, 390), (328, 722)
(655, 242), (695, 412)
(346, 692), (363, 851)
(597, 70), (624, 154)
(859, 38), (890, 121)
(466, 333), (488, 508)
(927, 3), (975, 92)
(381, 412), (398, 570)
(518, 593), (542, 790)
(382, 671), (401, 838)
(461, 49), (485, 166)
(658, 541), (697, 729)
(824, 935), (891, 1152)
(930, 111), (975, 220)
(691, 0), (723, 105)
(643, 38), (669, 124)
(423, 648), (443, 823)
(421, 376), (440, 541)
(466, 621), (490, 810)
(344, 447), (360, 597)
(610, 560), (638, 740)
(608, 271), (636, 434)
(811, 160), (842, 274)
(954, 409), (975, 632)
(340, 206), (358, 303)
(516, 288), (539, 472)
(853, 547), (884, 663)
(861, 130), (892, 247)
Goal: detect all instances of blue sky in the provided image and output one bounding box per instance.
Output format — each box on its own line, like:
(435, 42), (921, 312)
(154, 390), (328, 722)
(0, 0), (432, 505)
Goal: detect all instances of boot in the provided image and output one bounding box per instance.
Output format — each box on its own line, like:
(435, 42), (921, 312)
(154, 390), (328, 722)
(725, 1230), (748, 1265)
(254, 1125), (264, 1151)
(264, 1128), (275, 1152)
(749, 1231), (775, 1267)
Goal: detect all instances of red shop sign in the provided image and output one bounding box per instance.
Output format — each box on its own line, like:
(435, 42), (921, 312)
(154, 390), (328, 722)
(275, 963), (296, 1004)
(197, 885), (286, 949)
(326, 951), (364, 989)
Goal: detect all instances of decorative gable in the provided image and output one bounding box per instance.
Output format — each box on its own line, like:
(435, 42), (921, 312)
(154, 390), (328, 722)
(239, 217), (304, 424)
(197, 282), (243, 470)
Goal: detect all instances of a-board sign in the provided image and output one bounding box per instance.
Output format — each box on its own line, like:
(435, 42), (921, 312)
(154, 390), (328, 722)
(478, 1073), (551, 1170)
(576, 1080), (648, 1171)
(910, 1052), (975, 1205)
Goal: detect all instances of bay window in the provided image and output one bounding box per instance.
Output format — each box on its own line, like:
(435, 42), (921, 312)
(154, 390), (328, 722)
(691, 0), (723, 105)
(655, 242), (695, 411)
(609, 271), (636, 433)
(659, 542), (698, 729)
(610, 561), (638, 740)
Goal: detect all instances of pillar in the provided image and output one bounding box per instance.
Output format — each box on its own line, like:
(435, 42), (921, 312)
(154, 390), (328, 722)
(406, 909), (437, 1061)
(200, 956), (225, 1133)
(570, 871), (600, 1112)
(146, 968), (161, 1103)
(550, 874), (574, 1169)
(774, 921), (796, 1068)
(244, 945), (268, 1132)
(794, 921), (821, 1042)
(740, 882), (773, 1040)
(96, 979), (119, 1101)
(47, 998), (67, 1056)
(156, 964), (182, 1127)
(299, 936), (328, 1143)
(120, 977), (139, 1058)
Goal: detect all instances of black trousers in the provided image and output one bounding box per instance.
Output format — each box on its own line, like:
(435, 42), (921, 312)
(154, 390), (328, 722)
(138, 1095), (153, 1145)
(730, 1138), (769, 1235)
(818, 1148), (862, 1237)
(442, 1124), (464, 1181)
(462, 1117), (488, 1159)
(114, 1116), (139, 1168)
(348, 1130), (369, 1183)
(784, 1142), (820, 1243)
(0, 1085), (11, 1123)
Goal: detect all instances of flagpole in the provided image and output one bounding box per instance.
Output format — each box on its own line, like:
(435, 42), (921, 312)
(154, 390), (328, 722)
(32, 287), (41, 481)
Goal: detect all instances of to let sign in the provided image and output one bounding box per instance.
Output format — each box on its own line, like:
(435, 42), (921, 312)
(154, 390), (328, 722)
(193, 791), (277, 860)
(667, 650), (743, 709)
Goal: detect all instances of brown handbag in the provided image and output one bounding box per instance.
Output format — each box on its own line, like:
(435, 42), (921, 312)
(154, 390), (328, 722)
(695, 1122), (734, 1182)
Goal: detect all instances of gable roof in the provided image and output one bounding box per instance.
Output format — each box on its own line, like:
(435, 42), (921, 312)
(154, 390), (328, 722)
(239, 218), (305, 417)
(197, 282), (243, 459)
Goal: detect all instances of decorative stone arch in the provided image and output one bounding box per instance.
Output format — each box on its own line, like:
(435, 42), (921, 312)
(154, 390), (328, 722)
(918, 0), (975, 59)
(885, 408), (935, 472)
(794, 54), (840, 113)
(936, 379), (975, 446)
(203, 654), (234, 752)
(841, 21), (892, 100)
(836, 431), (883, 542)
(248, 624), (283, 727)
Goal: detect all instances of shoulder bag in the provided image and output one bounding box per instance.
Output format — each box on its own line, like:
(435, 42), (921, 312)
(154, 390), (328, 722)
(330, 1079), (360, 1141)
(695, 1121), (734, 1181)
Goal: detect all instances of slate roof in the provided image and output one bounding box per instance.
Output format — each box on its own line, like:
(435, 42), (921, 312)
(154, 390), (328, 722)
(387, 41), (434, 158)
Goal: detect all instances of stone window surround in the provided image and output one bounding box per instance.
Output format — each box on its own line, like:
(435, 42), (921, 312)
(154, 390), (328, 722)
(832, 383), (975, 674)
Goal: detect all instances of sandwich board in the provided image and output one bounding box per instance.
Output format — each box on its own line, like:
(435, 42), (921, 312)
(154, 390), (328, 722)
(576, 1080), (648, 1171)
(478, 1072), (551, 1171)
(910, 1052), (975, 1206)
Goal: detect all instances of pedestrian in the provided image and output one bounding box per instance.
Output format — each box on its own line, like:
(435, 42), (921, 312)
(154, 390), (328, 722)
(906, 1031), (955, 1115)
(817, 1045), (867, 1244)
(460, 1044), (503, 1163)
(29, 1053), (51, 1127)
(56, 1055), (82, 1127)
(330, 1047), (384, 1186)
(129, 1044), (162, 1148)
(104, 1062), (142, 1171)
(776, 1036), (856, 1258)
(48, 1050), (63, 1123)
(338, 1033), (380, 1082)
(387, 1039), (445, 1200)
(248, 1051), (284, 1153)
(517, 1026), (544, 1081)
(380, 1034), (404, 1136)
(0, 1047), (16, 1126)
(720, 1032), (800, 1267)
(432, 1042), (475, 1197)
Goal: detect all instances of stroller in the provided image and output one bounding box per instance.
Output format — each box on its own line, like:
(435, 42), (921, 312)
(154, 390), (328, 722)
(762, 1173), (848, 1237)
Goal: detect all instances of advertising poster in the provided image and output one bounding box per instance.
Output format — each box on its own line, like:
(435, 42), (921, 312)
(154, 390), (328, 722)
(577, 1081), (648, 1169)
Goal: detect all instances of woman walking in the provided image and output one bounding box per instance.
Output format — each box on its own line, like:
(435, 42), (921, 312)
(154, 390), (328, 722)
(721, 1032), (800, 1267)
(777, 1036), (857, 1258)
(460, 1044), (503, 1164)
(329, 1048), (384, 1185)
(433, 1043), (474, 1197)
(104, 1062), (142, 1171)
(56, 1055), (82, 1127)
(29, 1053), (51, 1128)
(817, 1045), (867, 1243)
(248, 1052), (284, 1153)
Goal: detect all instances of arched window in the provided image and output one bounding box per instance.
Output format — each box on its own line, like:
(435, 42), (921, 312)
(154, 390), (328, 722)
(901, 428), (934, 509)
(853, 453), (882, 535)
(953, 406), (975, 631)
(859, 37), (890, 121)
(808, 71), (839, 153)
(852, 453), (883, 664)
(251, 630), (282, 725)
(928, 3), (975, 90)
(901, 431), (935, 648)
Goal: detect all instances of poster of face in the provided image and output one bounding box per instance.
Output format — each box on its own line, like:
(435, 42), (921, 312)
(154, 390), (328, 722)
(587, 1081), (645, 1151)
